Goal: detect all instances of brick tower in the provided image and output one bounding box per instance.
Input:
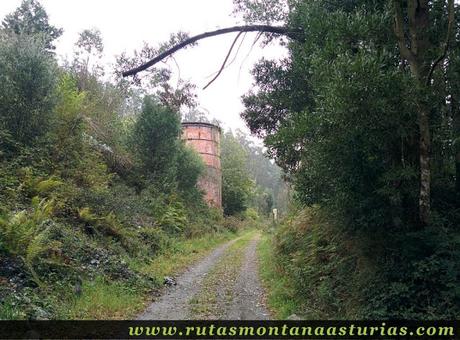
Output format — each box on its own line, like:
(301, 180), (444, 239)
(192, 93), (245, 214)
(181, 122), (222, 208)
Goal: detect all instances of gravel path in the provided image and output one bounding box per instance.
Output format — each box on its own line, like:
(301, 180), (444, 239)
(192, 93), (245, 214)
(138, 238), (237, 320)
(138, 232), (270, 320)
(227, 233), (270, 320)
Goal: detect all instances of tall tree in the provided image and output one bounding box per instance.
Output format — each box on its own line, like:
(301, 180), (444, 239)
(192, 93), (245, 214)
(72, 28), (104, 90)
(2, 0), (63, 51)
(392, 0), (456, 226)
(0, 32), (57, 145)
(132, 96), (182, 184)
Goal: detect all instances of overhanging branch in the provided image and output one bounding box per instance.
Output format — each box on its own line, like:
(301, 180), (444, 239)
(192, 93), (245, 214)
(122, 25), (297, 77)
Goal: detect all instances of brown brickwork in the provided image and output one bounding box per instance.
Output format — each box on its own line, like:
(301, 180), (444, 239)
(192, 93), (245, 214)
(181, 122), (222, 208)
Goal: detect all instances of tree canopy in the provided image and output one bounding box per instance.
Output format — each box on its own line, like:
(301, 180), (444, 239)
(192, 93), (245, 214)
(2, 0), (63, 50)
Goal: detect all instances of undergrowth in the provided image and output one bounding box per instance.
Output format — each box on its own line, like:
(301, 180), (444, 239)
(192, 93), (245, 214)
(0, 163), (246, 319)
(261, 206), (460, 319)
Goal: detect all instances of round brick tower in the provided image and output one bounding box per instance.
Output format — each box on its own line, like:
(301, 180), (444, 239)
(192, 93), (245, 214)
(181, 122), (222, 208)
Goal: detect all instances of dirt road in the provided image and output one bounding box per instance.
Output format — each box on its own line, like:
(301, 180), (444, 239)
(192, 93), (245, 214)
(138, 231), (270, 320)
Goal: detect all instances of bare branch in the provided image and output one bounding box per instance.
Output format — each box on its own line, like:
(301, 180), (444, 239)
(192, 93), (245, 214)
(122, 25), (297, 77)
(203, 32), (247, 79)
(203, 32), (243, 90)
(426, 0), (455, 85)
(222, 32), (247, 73)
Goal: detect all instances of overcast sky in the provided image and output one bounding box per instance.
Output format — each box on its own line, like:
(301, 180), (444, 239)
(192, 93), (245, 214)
(0, 0), (287, 134)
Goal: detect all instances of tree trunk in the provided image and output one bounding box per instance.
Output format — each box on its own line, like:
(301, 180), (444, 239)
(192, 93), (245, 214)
(418, 101), (431, 224)
(393, 0), (436, 226)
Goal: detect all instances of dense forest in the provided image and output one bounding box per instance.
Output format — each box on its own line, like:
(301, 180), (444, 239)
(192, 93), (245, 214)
(0, 0), (283, 319)
(235, 0), (460, 319)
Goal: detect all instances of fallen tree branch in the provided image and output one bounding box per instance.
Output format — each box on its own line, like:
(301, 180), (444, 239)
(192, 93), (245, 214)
(122, 25), (297, 77)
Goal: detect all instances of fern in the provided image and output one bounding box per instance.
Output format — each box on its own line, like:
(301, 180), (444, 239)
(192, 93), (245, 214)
(78, 207), (98, 223)
(0, 197), (59, 286)
(34, 177), (63, 195)
(78, 207), (124, 239)
(18, 171), (63, 198)
(158, 204), (188, 234)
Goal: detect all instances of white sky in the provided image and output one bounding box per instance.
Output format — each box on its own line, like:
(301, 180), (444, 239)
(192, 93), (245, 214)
(0, 0), (287, 134)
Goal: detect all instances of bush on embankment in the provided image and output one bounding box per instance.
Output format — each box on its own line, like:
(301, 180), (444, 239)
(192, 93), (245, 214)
(266, 206), (460, 319)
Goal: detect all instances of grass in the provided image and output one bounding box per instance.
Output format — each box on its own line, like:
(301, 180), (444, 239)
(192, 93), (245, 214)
(0, 299), (20, 319)
(257, 232), (300, 319)
(57, 276), (144, 319)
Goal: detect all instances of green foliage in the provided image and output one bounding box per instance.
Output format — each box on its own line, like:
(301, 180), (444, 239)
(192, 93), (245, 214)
(240, 0), (460, 320)
(157, 202), (188, 235)
(257, 233), (298, 319)
(18, 172), (63, 198)
(0, 197), (53, 255)
(75, 28), (103, 56)
(221, 131), (254, 215)
(176, 143), (205, 194)
(242, 1), (418, 230)
(0, 32), (57, 145)
(71, 28), (105, 90)
(222, 216), (244, 233)
(132, 96), (181, 183)
(77, 206), (117, 233)
(271, 207), (460, 319)
(243, 207), (260, 221)
(233, 0), (288, 24)
(234, 130), (286, 215)
(0, 128), (20, 158)
(2, 0), (63, 51)
(0, 197), (58, 285)
(272, 207), (371, 318)
(51, 74), (86, 169)
(137, 226), (171, 255)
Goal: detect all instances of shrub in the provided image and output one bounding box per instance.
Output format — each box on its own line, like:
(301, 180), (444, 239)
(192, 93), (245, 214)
(0, 32), (57, 145)
(131, 96), (181, 183)
(243, 208), (260, 221)
(137, 227), (171, 255)
(223, 216), (243, 233)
